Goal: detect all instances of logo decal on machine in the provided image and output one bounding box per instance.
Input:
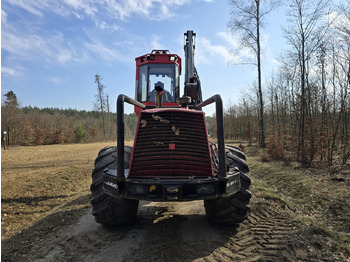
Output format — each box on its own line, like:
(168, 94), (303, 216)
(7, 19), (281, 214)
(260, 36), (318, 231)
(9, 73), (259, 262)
(105, 181), (118, 190)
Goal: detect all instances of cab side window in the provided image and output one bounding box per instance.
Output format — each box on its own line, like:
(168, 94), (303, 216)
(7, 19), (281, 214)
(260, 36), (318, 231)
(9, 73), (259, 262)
(138, 65), (148, 102)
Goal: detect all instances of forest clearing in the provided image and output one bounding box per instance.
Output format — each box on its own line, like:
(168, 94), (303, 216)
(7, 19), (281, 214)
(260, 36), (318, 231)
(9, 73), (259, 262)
(2, 1), (349, 261)
(1, 142), (349, 261)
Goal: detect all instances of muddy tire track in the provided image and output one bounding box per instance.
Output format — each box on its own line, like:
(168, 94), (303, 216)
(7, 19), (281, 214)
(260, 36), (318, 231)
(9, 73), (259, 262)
(7, 198), (313, 262)
(217, 203), (298, 261)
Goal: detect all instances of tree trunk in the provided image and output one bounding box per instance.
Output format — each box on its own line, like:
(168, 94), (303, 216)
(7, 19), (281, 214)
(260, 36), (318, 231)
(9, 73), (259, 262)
(256, 0), (266, 148)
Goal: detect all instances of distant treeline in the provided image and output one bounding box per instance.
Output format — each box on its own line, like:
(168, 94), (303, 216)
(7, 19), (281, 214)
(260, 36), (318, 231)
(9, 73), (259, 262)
(2, 85), (349, 168)
(1, 93), (137, 146)
(206, 84), (349, 168)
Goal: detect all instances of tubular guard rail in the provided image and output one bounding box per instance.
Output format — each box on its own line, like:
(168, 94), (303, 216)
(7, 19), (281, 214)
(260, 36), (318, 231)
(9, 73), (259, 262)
(195, 94), (226, 178)
(116, 94), (226, 180)
(117, 94), (146, 180)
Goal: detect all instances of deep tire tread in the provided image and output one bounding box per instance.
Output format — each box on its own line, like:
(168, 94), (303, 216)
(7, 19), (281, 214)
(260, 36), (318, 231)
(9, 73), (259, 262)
(226, 145), (247, 161)
(205, 143), (252, 225)
(90, 146), (139, 227)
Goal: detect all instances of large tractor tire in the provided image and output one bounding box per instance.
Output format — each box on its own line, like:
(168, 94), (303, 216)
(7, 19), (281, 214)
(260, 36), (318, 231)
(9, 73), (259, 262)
(204, 145), (251, 225)
(90, 146), (139, 227)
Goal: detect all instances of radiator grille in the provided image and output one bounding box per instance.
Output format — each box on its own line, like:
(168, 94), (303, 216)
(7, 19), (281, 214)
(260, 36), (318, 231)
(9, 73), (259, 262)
(129, 109), (213, 178)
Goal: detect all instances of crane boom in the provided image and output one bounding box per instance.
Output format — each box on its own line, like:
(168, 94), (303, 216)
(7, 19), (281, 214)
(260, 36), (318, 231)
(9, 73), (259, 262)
(184, 30), (202, 105)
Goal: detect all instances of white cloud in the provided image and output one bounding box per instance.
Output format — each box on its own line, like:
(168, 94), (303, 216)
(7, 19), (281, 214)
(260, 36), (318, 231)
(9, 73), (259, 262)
(150, 35), (165, 50)
(57, 49), (73, 64)
(2, 67), (20, 77)
(195, 31), (253, 66)
(4, 0), (99, 19)
(2, 28), (87, 66)
(63, 0), (98, 17)
(84, 39), (129, 63)
(5, 0), (44, 17)
(217, 31), (240, 48)
(217, 30), (256, 62)
(195, 37), (237, 65)
(3, 0), (190, 21)
(104, 0), (190, 21)
(49, 77), (63, 85)
(328, 10), (350, 34)
(95, 20), (121, 31)
(2, 9), (8, 22)
(271, 58), (280, 65)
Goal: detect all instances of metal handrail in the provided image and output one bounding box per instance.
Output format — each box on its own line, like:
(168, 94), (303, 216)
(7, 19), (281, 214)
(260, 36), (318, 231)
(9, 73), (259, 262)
(195, 94), (226, 178)
(117, 94), (146, 180)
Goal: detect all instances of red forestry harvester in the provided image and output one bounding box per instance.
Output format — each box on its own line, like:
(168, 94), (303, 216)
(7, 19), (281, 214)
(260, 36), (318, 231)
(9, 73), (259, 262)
(91, 30), (251, 226)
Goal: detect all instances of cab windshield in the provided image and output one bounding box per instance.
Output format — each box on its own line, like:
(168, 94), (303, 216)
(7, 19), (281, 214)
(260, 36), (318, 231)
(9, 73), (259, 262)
(138, 64), (179, 103)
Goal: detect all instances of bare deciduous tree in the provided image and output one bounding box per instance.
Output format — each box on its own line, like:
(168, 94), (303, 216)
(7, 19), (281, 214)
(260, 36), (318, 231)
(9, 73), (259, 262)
(94, 74), (108, 137)
(229, 0), (280, 148)
(283, 0), (330, 166)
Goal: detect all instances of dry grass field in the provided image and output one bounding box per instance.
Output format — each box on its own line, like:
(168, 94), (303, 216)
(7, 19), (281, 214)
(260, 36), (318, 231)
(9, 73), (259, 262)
(1, 141), (132, 239)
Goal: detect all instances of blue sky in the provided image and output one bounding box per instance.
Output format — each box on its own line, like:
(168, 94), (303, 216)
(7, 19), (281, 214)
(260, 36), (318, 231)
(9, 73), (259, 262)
(1, 0), (286, 116)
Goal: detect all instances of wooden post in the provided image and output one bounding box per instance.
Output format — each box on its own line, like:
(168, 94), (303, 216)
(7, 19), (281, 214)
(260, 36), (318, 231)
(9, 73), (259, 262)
(3, 131), (7, 150)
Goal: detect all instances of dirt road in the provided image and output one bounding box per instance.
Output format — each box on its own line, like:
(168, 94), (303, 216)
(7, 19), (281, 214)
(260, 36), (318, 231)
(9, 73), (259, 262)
(2, 143), (349, 261)
(3, 195), (306, 262)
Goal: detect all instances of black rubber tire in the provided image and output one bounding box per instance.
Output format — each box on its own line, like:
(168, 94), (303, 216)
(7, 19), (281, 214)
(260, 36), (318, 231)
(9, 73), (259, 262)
(225, 144), (247, 161)
(90, 146), (139, 227)
(204, 144), (252, 225)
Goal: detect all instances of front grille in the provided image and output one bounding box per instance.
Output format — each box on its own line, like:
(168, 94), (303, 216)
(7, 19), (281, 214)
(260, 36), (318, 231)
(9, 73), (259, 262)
(129, 109), (213, 178)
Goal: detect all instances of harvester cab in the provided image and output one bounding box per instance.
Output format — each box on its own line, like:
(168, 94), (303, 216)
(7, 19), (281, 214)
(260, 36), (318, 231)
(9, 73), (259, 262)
(90, 30), (251, 227)
(134, 50), (181, 115)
